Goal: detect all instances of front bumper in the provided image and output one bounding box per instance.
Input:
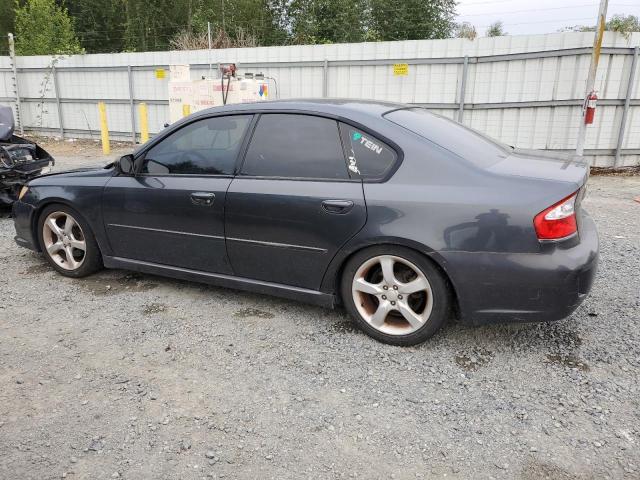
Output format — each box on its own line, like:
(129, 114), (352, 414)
(440, 211), (599, 326)
(12, 200), (39, 251)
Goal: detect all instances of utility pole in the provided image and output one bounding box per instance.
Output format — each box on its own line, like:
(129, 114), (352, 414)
(208, 21), (213, 78)
(575, 0), (608, 157)
(7, 33), (23, 135)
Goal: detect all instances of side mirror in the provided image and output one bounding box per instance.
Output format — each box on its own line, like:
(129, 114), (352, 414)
(119, 154), (135, 175)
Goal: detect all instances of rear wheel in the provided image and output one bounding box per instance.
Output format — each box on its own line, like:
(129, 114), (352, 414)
(341, 246), (452, 346)
(37, 204), (102, 277)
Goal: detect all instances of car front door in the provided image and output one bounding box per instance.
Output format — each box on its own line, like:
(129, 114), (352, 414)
(225, 113), (367, 290)
(102, 114), (253, 273)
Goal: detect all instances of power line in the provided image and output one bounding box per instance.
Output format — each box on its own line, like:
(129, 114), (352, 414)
(458, 4), (599, 17)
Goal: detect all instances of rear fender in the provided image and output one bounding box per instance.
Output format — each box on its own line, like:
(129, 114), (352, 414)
(320, 235), (463, 319)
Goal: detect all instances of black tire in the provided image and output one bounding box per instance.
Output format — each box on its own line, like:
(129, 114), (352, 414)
(340, 245), (452, 346)
(37, 203), (103, 278)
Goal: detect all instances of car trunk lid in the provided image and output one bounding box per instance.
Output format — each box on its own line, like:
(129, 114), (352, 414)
(486, 148), (589, 189)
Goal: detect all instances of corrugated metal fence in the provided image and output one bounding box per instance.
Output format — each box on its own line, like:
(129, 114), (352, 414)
(1, 31), (639, 167)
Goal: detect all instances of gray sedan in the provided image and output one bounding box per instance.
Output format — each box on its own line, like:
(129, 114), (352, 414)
(12, 100), (598, 345)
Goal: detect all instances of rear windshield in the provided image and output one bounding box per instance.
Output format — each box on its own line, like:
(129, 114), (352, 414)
(384, 108), (512, 167)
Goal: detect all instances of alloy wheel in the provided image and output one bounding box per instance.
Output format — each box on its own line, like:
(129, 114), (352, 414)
(42, 211), (87, 270)
(351, 255), (434, 335)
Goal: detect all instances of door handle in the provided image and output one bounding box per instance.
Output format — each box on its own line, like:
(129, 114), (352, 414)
(190, 192), (215, 206)
(322, 199), (354, 214)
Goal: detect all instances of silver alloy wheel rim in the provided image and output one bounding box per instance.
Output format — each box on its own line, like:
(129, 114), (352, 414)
(42, 211), (86, 270)
(352, 255), (434, 335)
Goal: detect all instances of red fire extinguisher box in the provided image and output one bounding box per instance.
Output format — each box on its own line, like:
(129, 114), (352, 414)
(585, 91), (598, 125)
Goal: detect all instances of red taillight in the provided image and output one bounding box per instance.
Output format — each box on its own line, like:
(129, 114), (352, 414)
(534, 192), (578, 240)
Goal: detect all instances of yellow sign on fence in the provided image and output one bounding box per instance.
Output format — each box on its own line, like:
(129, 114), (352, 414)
(155, 69), (166, 79)
(393, 63), (409, 76)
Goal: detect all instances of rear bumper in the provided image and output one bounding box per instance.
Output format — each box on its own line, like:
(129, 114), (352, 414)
(12, 200), (39, 251)
(440, 211), (599, 326)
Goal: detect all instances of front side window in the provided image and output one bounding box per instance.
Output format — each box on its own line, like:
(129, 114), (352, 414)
(142, 115), (252, 175)
(339, 124), (397, 180)
(241, 114), (348, 180)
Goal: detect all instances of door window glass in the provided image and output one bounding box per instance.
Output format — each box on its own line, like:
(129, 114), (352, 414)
(241, 114), (348, 179)
(142, 115), (252, 175)
(339, 123), (397, 180)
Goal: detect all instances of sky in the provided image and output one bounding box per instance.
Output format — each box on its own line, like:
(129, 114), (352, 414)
(455, 0), (640, 36)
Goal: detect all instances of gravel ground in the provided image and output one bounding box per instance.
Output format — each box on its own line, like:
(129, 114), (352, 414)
(1, 145), (639, 480)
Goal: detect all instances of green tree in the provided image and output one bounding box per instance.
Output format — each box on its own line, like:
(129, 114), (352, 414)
(289, 0), (370, 44)
(564, 14), (640, 38)
(606, 14), (640, 37)
(189, 0), (288, 46)
(123, 0), (189, 51)
(486, 21), (506, 37)
(455, 22), (477, 40)
(369, 0), (456, 41)
(14, 0), (83, 55)
(0, 0), (15, 55)
(65, 0), (127, 53)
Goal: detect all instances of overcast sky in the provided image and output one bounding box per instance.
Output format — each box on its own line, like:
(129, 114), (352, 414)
(455, 0), (640, 36)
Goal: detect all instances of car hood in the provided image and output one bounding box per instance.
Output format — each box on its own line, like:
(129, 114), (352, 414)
(487, 147), (589, 188)
(29, 165), (116, 184)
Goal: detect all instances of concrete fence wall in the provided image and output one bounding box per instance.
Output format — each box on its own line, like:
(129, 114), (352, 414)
(1, 31), (639, 167)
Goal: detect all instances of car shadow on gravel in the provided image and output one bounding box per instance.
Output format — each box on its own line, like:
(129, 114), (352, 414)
(432, 314), (590, 373)
(20, 248), (591, 375)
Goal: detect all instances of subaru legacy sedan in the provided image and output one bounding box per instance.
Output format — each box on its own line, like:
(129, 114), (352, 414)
(12, 100), (598, 346)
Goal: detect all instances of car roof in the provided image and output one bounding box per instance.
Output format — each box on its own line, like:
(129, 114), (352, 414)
(197, 98), (408, 118)
(134, 99), (412, 156)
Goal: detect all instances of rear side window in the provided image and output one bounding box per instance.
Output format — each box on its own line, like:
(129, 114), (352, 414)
(241, 114), (348, 180)
(384, 108), (512, 167)
(339, 123), (397, 180)
(142, 115), (252, 175)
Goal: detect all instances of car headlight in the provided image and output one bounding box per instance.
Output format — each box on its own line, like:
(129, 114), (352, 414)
(18, 185), (29, 200)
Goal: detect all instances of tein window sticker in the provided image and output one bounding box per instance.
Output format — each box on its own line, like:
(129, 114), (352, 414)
(343, 126), (397, 179)
(352, 131), (383, 155)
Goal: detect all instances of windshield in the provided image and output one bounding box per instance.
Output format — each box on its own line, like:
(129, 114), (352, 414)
(384, 108), (512, 167)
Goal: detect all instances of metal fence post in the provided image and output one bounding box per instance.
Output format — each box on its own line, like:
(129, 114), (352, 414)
(7, 33), (23, 134)
(98, 102), (110, 154)
(52, 65), (64, 138)
(128, 65), (136, 144)
(457, 56), (469, 123)
(614, 45), (638, 168)
(322, 59), (328, 98)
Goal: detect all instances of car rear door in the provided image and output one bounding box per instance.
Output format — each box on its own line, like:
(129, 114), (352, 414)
(102, 114), (252, 273)
(225, 113), (367, 290)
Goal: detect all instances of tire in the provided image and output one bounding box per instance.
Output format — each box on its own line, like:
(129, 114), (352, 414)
(37, 203), (103, 278)
(340, 246), (452, 346)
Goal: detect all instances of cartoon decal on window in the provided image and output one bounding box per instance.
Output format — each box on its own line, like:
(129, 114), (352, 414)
(346, 131), (362, 175)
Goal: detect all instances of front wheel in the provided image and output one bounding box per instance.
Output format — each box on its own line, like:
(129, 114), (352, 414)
(341, 246), (452, 346)
(37, 204), (103, 277)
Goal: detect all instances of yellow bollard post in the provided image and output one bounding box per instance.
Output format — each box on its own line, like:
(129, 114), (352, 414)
(139, 102), (149, 143)
(182, 104), (191, 117)
(98, 102), (110, 155)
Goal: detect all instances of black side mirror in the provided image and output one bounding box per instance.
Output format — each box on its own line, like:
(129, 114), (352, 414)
(119, 154), (135, 175)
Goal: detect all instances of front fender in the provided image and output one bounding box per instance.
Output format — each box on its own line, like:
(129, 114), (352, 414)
(25, 185), (112, 258)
